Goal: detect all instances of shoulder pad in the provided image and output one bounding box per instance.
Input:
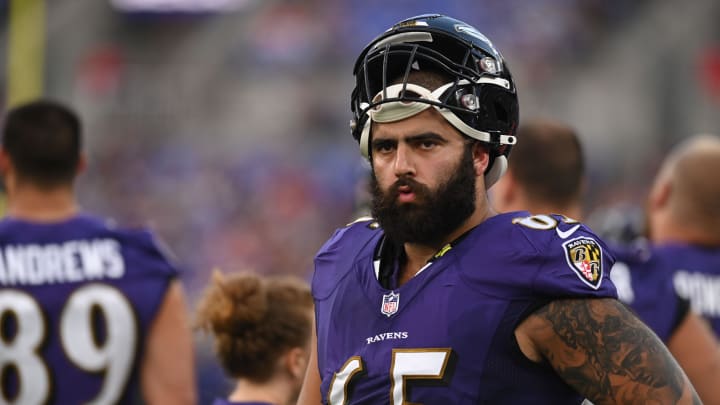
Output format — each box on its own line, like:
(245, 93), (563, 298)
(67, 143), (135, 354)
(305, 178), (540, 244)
(515, 214), (616, 294)
(313, 219), (381, 299)
(459, 213), (617, 298)
(115, 228), (181, 278)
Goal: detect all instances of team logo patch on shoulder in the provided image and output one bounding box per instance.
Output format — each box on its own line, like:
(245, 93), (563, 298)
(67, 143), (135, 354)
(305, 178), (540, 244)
(562, 237), (603, 289)
(381, 291), (400, 317)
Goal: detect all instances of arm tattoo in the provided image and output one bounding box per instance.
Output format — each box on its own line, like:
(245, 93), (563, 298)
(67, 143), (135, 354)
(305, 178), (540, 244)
(528, 298), (700, 404)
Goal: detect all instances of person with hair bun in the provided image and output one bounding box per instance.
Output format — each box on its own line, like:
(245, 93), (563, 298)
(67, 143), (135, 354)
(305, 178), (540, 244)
(195, 271), (314, 405)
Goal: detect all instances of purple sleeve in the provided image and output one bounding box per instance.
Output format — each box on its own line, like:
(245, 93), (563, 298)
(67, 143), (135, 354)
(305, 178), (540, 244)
(122, 228), (181, 279)
(529, 226), (618, 299)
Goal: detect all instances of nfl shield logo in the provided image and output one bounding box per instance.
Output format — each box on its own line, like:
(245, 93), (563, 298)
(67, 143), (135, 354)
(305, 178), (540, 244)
(381, 291), (400, 317)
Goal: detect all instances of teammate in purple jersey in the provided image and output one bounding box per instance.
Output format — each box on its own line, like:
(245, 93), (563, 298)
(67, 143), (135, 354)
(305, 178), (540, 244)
(646, 134), (720, 336)
(195, 271), (313, 405)
(492, 119), (720, 403)
(298, 15), (699, 404)
(609, 241), (687, 344)
(0, 100), (196, 404)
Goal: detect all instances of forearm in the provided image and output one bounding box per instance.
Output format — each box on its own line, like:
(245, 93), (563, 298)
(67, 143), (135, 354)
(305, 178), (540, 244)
(142, 281), (197, 405)
(523, 298), (700, 404)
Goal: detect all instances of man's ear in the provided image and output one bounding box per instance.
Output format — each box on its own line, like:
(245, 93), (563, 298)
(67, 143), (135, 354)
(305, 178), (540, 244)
(76, 153), (88, 175)
(649, 177), (671, 211)
(285, 347), (308, 381)
(0, 149), (10, 175)
(472, 142), (491, 176)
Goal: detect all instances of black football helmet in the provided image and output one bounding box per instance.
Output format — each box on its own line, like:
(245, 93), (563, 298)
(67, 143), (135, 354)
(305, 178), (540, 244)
(350, 14), (519, 188)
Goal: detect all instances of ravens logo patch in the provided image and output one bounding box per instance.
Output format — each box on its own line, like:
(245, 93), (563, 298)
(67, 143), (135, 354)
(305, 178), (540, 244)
(562, 237), (603, 289)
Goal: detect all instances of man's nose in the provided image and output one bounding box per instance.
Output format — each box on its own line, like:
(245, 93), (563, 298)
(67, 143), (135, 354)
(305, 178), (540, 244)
(393, 144), (415, 177)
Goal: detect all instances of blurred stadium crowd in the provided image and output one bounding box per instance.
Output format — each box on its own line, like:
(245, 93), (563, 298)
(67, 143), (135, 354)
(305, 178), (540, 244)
(1, 0), (719, 401)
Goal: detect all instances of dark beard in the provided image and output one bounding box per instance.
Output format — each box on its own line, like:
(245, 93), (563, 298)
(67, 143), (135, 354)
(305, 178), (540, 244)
(370, 146), (477, 247)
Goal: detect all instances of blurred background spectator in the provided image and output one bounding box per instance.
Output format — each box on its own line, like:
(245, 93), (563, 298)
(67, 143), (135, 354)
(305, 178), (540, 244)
(1, 0), (719, 401)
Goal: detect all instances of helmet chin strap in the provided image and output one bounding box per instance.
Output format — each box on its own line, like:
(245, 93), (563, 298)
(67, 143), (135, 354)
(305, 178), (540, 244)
(359, 82), (514, 189)
(484, 155), (507, 189)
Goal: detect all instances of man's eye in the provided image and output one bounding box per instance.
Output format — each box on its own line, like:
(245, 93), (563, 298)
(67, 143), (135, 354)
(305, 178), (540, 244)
(373, 142), (394, 153)
(419, 141), (436, 149)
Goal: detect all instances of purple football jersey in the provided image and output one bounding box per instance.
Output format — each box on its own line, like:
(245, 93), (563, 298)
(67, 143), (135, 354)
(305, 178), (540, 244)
(0, 214), (179, 404)
(653, 243), (720, 335)
(312, 212), (617, 404)
(609, 241), (686, 343)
